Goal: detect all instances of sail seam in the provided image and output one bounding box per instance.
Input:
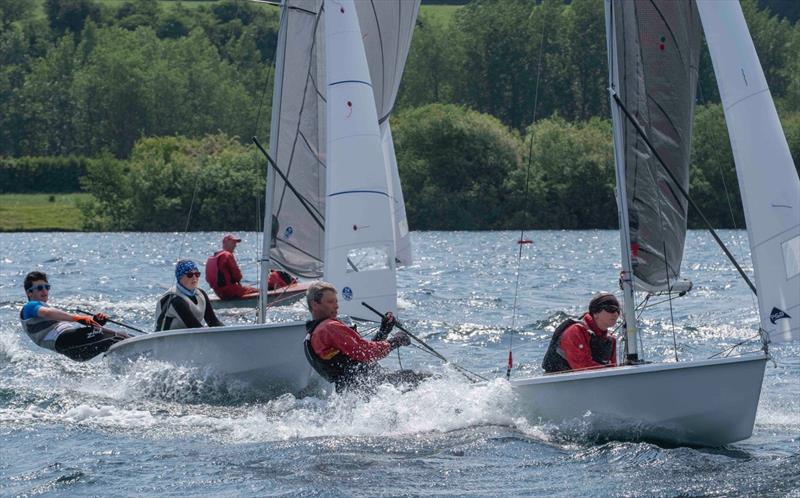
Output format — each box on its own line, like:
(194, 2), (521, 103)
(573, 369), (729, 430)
(328, 190), (389, 197)
(723, 87), (770, 112)
(329, 79), (373, 87)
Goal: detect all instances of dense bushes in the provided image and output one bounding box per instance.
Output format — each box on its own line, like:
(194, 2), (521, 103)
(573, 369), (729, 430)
(80, 134), (265, 231)
(393, 104), (521, 230)
(0, 156), (88, 193)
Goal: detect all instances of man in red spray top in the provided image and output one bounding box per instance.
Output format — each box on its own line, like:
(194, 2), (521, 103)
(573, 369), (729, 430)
(205, 234), (261, 300)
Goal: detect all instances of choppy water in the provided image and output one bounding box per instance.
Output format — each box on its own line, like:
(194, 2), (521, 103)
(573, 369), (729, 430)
(0, 231), (797, 497)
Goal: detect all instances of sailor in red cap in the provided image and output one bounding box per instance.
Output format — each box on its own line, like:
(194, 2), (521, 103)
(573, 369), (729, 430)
(205, 234), (260, 300)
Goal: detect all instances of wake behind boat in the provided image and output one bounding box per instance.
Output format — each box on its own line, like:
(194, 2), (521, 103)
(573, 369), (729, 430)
(507, 0), (798, 447)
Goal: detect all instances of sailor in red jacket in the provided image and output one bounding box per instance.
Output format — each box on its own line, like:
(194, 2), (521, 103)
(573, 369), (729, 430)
(303, 281), (428, 392)
(205, 234), (260, 300)
(542, 293), (620, 373)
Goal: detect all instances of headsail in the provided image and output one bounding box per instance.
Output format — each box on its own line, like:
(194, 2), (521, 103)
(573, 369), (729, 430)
(610, 0), (701, 294)
(697, 0), (800, 343)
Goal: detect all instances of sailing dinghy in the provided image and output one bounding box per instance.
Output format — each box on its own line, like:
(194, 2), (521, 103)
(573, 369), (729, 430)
(105, 0), (420, 394)
(510, 0), (798, 447)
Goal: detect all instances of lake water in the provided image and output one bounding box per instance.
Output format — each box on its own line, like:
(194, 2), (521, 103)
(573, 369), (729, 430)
(1, 231), (797, 497)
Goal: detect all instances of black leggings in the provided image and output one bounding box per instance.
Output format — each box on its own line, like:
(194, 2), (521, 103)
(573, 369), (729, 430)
(55, 327), (124, 362)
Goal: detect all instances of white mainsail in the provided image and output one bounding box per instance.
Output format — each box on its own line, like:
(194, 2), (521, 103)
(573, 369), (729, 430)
(323, 0), (397, 318)
(696, 0), (800, 343)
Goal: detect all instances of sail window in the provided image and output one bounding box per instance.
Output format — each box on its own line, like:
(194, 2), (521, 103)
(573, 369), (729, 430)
(782, 236), (800, 279)
(345, 246), (391, 273)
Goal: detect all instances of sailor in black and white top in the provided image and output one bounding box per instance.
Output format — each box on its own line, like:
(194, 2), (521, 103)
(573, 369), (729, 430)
(155, 260), (224, 332)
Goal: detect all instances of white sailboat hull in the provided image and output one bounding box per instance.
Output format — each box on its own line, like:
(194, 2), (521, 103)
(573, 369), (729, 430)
(104, 322), (317, 394)
(510, 355), (767, 447)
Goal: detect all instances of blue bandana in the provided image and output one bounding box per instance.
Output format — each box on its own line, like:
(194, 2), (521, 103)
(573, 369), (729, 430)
(175, 260), (198, 280)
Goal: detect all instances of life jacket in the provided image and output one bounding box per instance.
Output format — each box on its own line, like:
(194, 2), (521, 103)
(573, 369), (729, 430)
(542, 317), (615, 373)
(154, 286), (207, 331)
(19, 307), (81, 351)
(268, 270), (293, 290)
(205, 251), (231, 289)
(303, 319), (363, 384)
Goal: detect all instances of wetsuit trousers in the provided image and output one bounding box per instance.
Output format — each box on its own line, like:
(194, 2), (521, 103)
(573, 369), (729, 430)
(55, 326), (124, 362)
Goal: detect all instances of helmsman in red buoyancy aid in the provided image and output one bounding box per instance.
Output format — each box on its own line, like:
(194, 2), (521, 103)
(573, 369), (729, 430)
(205, 234), (259, 300)
(541, 293), (621, 373)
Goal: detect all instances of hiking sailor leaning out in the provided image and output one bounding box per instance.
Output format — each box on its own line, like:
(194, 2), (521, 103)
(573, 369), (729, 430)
(304, 281), (427, 393)
(19, 271), (130, 361)
(542, 292), (620, 373)
(155, 260), (224, 331)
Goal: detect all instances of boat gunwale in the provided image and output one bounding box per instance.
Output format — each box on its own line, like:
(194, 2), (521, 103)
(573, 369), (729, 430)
(509, 353), (768, 387)
(105, 320), (307, 352)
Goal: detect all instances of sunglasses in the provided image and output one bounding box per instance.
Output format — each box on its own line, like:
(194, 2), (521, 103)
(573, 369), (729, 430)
(183, 271), (201, 278)
(601, 304), (620, 314)
(27, 284), (51, 292)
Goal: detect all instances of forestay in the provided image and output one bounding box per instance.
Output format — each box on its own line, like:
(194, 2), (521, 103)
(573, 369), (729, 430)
(610, 0), (701, 294)
(697, 0), (800, 343)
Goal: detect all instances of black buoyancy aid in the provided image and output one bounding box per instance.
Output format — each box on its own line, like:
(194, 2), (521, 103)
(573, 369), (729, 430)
(541, 318), (615, 373)
(589, 332), (615, 366)
(303, 319), (362, 384)
(541, 318), (579, 373)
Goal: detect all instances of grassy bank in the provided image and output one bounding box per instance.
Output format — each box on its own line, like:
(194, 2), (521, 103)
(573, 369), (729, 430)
(0, 194), (89, 231)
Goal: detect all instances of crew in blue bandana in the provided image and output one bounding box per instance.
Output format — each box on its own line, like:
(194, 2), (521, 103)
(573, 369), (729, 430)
(154, 260), (224, 331)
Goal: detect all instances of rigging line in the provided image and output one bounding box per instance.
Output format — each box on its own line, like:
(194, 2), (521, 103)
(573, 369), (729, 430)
(611, 93), (757, 295)
(507, 1), (548, 381)
(663, 241), (679, 362)
(707, 332), (761, 359)
(178, 168), (203, 262)
(253, 64), (274, 140)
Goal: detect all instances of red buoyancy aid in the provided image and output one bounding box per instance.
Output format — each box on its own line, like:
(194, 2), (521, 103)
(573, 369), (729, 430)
(268, 270), (293, 290)
(205, 252), (229, 290)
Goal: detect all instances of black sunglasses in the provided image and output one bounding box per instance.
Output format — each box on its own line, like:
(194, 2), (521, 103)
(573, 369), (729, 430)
(183, 271), (201, 278)
(27, 284), (51, 292)
(601, 304), (620, 314)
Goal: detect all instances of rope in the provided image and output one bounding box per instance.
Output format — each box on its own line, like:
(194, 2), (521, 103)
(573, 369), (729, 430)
(177, 169), (202, 262)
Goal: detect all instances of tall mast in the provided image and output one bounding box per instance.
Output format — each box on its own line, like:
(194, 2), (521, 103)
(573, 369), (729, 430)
(605, 0), (640, 362)
(258, 0), (289, 324)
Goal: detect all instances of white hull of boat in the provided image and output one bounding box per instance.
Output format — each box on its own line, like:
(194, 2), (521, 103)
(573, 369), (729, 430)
(510, 355), (767, 447)
(105, 321), (316, 394)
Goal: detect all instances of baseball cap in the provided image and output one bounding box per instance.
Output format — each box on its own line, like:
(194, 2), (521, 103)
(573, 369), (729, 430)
(223, 234), (242, 243)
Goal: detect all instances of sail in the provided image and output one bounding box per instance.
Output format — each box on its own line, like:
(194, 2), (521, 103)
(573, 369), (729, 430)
(381, 120), (413, 266)
(610, 0), (701, 293)
(697, 1), (800, 343)
(267, 0), (326, 279)
(324, 0), (398, 319)
(355, 0), (420, 267)
(354, 0), (420, 124)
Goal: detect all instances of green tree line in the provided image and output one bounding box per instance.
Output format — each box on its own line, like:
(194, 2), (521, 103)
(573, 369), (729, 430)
(1, 0), (798, 230)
